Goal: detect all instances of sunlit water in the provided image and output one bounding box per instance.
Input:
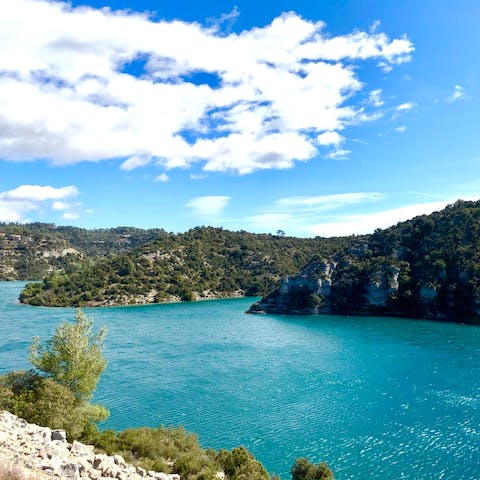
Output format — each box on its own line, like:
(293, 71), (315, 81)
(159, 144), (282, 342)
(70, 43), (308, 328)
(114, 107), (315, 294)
(1, 281), (479, 479)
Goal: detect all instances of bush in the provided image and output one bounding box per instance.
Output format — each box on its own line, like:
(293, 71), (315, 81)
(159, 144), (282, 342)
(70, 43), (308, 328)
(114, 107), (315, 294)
(291, 458), (333, 480)
(1, 310), (108, 441)
(91, 425), (219, 479)
(0, 371), (107, 440)
(216, 447), (269, 480)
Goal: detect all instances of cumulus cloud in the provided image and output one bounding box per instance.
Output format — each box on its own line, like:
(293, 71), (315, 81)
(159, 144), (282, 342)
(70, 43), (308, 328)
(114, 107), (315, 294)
(447, 84), (465, 102)
(317, 131), (344, 146)
(0, 0), (413, 174)
(0, 184), (79, 222)
(395, 126), (406, 133)
(186, 195), (230, 217)
(0, 185), (78, 201)
(52, 200), (70, 210)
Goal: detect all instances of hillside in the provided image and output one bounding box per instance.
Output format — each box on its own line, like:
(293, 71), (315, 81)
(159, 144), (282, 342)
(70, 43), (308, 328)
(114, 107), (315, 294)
(0, 223), (166, 280)
(19, 227), (359, 306)
(248, 200), (480, 324)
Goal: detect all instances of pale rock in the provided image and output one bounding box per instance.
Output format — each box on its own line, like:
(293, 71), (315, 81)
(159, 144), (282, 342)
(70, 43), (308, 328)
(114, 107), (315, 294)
(113, 454), (126, 466)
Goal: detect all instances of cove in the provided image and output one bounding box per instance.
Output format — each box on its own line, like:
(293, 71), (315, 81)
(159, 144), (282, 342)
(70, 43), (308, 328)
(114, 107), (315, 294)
(1, 281), (479, 479)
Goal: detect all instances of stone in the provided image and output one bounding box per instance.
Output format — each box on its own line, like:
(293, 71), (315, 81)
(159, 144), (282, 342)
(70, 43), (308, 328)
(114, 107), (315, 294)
(0, 412), (182, 480)
(51, 429), (67, 442)
(113, 454), (126, 466)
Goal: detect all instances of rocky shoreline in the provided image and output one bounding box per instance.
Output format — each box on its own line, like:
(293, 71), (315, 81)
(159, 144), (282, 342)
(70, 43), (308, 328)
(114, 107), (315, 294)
(0, 412), (179, 480)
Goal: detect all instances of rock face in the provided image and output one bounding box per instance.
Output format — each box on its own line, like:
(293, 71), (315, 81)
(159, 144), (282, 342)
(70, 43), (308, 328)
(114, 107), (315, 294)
(248, 200), (480, 324)
(247, 254), (480, 324)
(248, 257), (401, 316)
(0, 411), (180, 480)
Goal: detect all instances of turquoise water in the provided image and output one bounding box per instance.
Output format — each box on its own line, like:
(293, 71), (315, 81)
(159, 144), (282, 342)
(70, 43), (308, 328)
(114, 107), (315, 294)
(1, 281), (479, 479)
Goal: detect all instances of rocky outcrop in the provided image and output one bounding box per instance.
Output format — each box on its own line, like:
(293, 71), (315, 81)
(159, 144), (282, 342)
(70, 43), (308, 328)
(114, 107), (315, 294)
(247, 256), (479, 323)
(0, 411), (179, 480)
(248, 256), (403, 316)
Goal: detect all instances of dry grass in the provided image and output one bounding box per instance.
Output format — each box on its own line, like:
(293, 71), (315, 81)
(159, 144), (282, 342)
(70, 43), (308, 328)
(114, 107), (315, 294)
(0, 465), (35, 480)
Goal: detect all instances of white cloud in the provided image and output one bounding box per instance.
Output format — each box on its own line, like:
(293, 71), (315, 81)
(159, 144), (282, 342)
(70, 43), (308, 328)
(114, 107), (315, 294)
(0, 185), (78, 201)
(0, 0), (413, 174)
(396, 102), (415, 111)
(317, 131), (344, 146)
(62, 212), (80, 220)
(190, 173), (209, 180)
(0, 184), (79, 222)
(247, 192), (384, 234)
(276, 192), (384, 210)
(52, 200), (70, 210)
(368, 89), (384, 107)
(186, 196), (230, 217)
(309, 199), (472, 237)
(154, 173), (169, 182)
(120, 155), (151, 171)
(395, 126), (406, 133)
(447, 84), (465, 103)
(326, 148), (351, 159)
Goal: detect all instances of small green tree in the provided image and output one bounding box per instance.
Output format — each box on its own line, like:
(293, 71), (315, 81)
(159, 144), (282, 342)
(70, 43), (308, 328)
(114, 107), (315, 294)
(216, 447), (269, 480)
(0, 309), (111, 440)
(291, 458), (333, 480)
(30, 309), (107, 402)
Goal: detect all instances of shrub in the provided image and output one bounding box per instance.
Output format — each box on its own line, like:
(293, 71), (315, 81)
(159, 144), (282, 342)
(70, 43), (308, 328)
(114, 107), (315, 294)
(291, 458), (333, 480)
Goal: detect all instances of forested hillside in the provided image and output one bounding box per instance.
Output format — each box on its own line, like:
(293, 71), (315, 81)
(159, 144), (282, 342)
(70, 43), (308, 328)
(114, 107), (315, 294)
(249, 200), (480, 324)
(19, 227), (359, 306)
(0, 223), (165, 280)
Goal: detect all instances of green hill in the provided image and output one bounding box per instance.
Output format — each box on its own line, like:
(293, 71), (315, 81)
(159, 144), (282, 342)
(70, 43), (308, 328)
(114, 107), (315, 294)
(0, 223), (166, 280)
(19, 227), (359, 306)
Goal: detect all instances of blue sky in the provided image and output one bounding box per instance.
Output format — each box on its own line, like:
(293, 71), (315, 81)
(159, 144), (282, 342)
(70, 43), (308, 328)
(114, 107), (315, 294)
(1, 0), (479, 236)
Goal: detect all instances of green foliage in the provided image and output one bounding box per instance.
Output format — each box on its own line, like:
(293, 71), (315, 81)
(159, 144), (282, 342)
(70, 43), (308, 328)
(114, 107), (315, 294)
(87, 432), (271, 480)
(216, 447), (269, 480)
(0, 222), (166, 281)
(291, 458), (334, 480)
(0, 371), (107, 439)
(285, 286), (322, 311)
(1, 310), (108, 440)
(20, 226), (357, 307)
(30, 309), (107, 402)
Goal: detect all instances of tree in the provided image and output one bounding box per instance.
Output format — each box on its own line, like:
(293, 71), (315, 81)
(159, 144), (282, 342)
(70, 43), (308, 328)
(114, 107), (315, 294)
(216, 447), (270, 480)
(291, 458), (333, 480)
(30, 309), (107, 402)
(1, 310), (109, 440)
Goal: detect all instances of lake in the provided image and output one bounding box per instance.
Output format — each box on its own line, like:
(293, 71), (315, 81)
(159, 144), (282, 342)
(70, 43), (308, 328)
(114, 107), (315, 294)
(1, 281), (479, 479)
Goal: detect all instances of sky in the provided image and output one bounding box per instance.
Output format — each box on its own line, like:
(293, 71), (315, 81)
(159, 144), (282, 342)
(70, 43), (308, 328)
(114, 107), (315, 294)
(1, 0), (480, 237)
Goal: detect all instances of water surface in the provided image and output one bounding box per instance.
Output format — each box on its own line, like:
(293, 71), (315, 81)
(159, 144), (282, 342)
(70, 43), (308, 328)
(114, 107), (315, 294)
(1, 281), (479, 479)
